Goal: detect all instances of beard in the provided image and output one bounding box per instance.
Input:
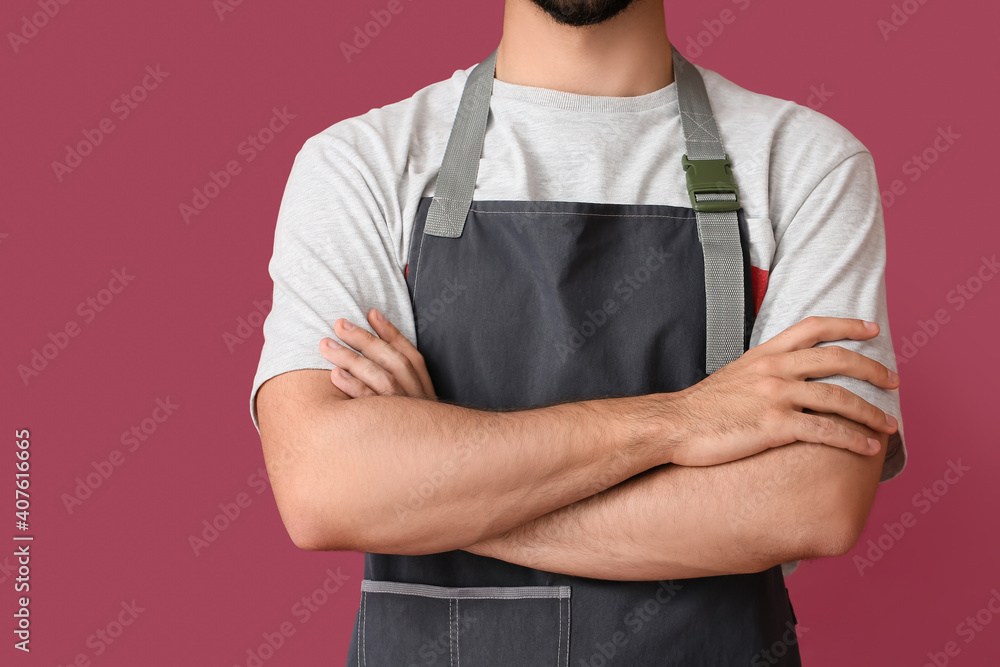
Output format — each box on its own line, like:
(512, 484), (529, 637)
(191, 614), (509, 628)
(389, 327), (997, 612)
(528, 0), (640, 27)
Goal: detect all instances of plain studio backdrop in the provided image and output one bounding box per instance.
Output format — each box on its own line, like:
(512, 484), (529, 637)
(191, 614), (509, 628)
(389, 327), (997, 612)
(1, 0), (997, 665)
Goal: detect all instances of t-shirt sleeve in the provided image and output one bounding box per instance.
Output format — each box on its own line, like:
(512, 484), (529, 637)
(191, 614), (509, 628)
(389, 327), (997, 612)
(248, 134), (416, 434)
(747, 150), (907, 484)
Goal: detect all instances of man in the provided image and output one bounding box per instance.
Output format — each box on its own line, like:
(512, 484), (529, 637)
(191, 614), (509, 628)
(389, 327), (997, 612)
(252, 0), (906, 664)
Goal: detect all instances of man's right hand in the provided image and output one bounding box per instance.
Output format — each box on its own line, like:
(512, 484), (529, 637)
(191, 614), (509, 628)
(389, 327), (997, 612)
(642, 316), (900, 467)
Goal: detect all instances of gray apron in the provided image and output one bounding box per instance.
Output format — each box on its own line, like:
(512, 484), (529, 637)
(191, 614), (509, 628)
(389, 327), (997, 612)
(346, 47), (801, 667)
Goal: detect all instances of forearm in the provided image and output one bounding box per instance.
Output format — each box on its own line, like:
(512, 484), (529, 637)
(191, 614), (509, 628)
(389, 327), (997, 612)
(466, 416), (888, 580)
(260, 372), (671, 555)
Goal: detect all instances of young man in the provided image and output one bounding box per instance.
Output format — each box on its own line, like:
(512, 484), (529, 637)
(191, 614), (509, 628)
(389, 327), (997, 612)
(252, 0), (906, 664)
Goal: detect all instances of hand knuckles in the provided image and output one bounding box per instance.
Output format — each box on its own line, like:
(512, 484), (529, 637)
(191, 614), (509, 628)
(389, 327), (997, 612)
(374, 347), (405, 369)
(856, 395), (877, 416)
(359, 357), (385, 379)
(371, 377), (396, 395)
(813, 383), (836, 403)
(825, 345), (848, 363)
(828, 384), (851, 403)
(756, 375), (784, 394)
(398, 356), (418, 375)
(853, 431), (871, 449)
(814, 416), (835, 433)
(754, 354), (779, 375)
(800, 348), (825, 366)
(804, 315), (829, 335)
(762, 405), (785, 425)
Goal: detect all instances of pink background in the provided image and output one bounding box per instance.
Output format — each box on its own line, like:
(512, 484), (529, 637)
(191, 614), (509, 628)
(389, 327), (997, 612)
(3, 0), (998, 665)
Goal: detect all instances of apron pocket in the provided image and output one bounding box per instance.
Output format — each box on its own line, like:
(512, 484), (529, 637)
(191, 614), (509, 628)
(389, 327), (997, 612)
(358, 579), (571, 667)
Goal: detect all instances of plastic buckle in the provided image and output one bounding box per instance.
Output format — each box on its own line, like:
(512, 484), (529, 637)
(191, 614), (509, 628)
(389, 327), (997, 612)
(682, 154), (740, 213)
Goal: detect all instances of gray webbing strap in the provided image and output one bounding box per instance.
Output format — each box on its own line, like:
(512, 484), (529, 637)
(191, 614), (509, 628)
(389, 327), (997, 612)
(426, 47), (745, 373)
(424, 49), (498, 238)
(672, 48), (745, 373)
(672, 50), (726, 161)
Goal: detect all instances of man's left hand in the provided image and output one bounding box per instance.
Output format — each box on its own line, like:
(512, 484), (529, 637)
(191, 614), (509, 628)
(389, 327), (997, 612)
(318, 309), (437, 400)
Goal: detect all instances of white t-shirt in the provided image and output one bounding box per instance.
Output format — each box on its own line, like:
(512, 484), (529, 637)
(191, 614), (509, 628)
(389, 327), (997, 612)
(250, 60), (907, 488)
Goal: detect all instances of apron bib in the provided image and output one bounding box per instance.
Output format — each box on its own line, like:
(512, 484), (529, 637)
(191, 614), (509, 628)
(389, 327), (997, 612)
(347, 47), (801, 667)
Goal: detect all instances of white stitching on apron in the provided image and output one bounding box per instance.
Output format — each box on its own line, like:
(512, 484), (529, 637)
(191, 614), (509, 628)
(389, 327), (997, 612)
(564, 598), (571, 667)
(469, 208), (691, 220)
(449, 598), (455, 667)
(557, 594), (563, 666)
(411, 217), (430, 309)
(361, 580), (570, 599)
(360, 590), (367, 667)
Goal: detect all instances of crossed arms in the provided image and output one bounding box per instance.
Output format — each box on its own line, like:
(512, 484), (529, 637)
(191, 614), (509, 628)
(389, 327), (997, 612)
(255, 314), (898, 581)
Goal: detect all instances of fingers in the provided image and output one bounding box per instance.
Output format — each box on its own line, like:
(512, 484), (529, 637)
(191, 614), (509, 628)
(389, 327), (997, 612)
(785, 411), (883, 456)
(319, 335), (408, 397)
(757, 316), (880, 355)
(330, 367), (377, 398)
(782, 345), (900, 390)
(329, 317), (425, 397)
(366, 309), (436, 398)
(794, 381), (898, 434)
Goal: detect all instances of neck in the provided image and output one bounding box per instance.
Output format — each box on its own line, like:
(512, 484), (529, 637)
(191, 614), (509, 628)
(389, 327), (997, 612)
(496, 0), (673, 97)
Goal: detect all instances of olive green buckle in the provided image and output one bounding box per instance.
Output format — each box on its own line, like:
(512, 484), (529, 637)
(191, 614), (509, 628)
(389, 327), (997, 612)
(682, 155), (740, 213)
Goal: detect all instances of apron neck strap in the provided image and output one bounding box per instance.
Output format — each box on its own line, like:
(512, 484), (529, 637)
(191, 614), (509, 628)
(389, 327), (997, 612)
(424, 46), (746, 374)
(424, 48), (498, 239)
(672, 50), (746, 373)
(673, 48), (726, 160)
